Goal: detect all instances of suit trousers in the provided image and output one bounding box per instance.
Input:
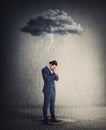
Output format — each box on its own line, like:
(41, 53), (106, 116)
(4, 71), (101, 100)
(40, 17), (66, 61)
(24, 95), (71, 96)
(43, 88), (56, 121)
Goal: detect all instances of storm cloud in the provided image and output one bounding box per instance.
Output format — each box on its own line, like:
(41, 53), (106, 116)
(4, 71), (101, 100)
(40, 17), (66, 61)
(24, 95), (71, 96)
(20, 9), (84, 36)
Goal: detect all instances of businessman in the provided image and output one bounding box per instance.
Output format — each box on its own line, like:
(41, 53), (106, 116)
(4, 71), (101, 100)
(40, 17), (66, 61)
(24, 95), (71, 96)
(41, 60), (59, 125)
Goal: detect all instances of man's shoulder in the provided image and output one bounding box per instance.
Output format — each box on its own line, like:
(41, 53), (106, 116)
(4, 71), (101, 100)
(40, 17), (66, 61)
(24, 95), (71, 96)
(42, 66), (48, 71)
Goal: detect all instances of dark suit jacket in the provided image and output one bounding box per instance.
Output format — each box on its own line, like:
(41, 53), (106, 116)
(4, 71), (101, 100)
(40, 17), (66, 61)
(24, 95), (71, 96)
(41, 66), (59, 93)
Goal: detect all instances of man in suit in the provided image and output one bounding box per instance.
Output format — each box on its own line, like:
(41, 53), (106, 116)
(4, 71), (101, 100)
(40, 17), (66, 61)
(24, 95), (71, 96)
(41, 60), (59, 125)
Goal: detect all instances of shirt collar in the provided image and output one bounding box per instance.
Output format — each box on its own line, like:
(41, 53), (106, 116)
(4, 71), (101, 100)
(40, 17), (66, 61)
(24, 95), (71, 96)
(47, 65), (53, 73)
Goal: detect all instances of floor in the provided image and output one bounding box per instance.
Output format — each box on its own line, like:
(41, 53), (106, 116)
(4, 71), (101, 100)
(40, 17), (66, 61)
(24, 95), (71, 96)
(0, 106), (106, 130)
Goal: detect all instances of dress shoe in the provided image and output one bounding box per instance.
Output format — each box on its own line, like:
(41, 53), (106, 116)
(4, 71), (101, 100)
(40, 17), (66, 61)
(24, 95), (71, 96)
(50, 118), (60, 122)
(44, 120), (51, 125)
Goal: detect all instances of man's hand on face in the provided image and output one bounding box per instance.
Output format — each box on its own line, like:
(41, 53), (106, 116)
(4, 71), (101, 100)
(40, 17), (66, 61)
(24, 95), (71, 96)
(53, 67), (58, 75)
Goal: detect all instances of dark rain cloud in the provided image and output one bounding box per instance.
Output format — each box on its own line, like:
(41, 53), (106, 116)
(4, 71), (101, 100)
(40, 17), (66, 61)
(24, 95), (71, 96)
(20, 9), (84, 36)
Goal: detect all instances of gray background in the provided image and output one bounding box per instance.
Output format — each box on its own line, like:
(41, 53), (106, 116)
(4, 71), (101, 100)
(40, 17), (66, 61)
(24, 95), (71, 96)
(1, 0), (106, 107)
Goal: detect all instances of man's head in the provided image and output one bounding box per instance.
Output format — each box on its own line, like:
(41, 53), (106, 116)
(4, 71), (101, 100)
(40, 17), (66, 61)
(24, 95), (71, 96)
(49, 60), (58, 71)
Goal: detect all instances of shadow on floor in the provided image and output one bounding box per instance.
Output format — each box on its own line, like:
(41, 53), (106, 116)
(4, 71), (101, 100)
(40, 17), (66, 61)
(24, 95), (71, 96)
(0, 106), (106, 130)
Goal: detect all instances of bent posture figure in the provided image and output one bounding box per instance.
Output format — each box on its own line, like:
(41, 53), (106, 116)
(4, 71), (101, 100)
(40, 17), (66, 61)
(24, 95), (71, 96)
(41, 60), (59, 125)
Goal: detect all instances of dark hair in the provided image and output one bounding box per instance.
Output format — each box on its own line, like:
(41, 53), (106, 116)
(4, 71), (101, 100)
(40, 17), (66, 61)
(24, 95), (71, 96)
(49, 60), (58, 66)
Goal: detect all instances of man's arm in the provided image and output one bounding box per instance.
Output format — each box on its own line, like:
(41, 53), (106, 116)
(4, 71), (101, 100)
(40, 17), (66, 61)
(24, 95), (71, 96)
(54, 73), (59, 81)
(42, 69), (58, 81)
